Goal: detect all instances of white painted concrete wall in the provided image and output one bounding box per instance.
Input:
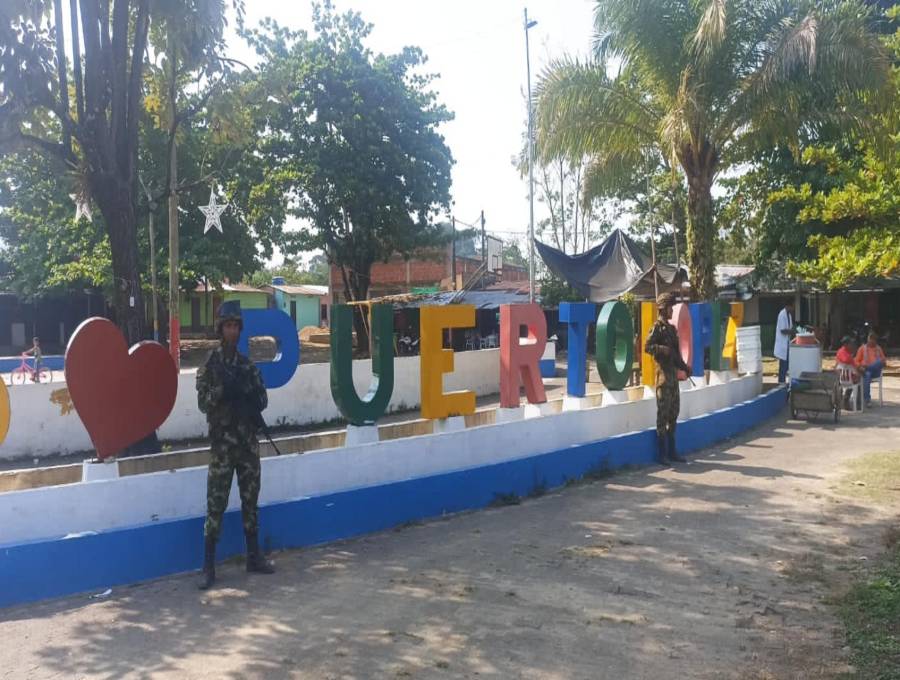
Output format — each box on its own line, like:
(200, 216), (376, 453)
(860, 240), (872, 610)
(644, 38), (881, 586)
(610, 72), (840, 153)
(0, 349), (501, 462)
(0, 373), (761, 545)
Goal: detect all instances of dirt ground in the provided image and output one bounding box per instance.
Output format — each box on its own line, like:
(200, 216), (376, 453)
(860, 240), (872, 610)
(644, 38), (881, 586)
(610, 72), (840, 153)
(1, 381), (898, 679)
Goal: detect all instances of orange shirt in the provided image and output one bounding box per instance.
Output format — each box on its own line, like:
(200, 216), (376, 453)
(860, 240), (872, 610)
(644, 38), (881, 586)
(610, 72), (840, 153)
(836, 346), (857, 367)
(856, 344), (885, 367)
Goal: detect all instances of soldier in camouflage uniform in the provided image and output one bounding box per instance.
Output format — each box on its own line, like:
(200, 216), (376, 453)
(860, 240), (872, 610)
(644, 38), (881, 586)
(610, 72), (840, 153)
(645, 292), (691, 465)
(196, 301), (275, 590)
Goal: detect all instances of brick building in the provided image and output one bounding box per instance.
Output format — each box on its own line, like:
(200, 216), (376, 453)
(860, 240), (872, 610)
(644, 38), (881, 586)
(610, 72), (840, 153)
(329, 239), (528, 302)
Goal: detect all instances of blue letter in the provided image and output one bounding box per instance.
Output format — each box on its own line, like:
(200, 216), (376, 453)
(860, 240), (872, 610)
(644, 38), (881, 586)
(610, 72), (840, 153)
(238, 309), (300, 389)
(689, 302), (712, 377)
(559, 302), (596, 397)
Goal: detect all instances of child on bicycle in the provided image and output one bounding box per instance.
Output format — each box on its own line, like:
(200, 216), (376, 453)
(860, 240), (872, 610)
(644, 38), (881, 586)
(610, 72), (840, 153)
(23, 336), (43, 383)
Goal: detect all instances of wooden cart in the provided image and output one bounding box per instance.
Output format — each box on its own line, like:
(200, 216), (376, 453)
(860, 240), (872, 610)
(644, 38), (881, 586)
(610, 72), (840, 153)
(790, 371), (840, 423)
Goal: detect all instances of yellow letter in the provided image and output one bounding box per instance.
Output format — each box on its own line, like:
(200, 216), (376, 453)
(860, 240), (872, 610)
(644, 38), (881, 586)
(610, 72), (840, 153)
(723, 302), (745, 369)
(641, 301), (657, 388)
(420, 305), (476, 419)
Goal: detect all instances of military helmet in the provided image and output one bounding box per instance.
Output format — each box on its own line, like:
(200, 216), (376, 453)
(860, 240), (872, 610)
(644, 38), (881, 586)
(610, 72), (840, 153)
(215, 300), (243, 335)
(656, 292), (677, 309)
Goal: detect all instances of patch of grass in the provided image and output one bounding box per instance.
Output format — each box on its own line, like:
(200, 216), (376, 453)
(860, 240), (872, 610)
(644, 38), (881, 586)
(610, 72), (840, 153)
(837, 451), (900, 503)
(837, 547), (900, 679)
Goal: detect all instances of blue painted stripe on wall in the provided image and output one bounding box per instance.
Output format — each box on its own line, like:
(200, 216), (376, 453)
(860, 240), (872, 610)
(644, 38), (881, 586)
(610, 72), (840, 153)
(0, 356), (64, 373)
(0, 387), (786, 609)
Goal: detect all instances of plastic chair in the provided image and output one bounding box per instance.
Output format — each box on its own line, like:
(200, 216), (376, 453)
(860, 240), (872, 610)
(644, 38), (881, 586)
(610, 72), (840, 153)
(837, 363), (863, 412)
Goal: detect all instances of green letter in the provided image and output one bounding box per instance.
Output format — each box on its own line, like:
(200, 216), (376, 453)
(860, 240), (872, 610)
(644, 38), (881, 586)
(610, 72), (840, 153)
(330, 304), (395, 425)
(595, 301), (634, 391)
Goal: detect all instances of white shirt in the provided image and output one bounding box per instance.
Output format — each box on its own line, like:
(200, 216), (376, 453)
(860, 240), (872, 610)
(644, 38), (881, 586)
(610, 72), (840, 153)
(774, 308), (793, 361)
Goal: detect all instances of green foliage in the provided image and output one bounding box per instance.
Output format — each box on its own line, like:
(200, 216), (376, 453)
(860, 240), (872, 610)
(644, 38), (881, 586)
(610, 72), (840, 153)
(772, 11), (900, 289)
(788, 228), (900, 289)
(502, 240), (528, 268)
(237, 1), (454, 305)
(0, 150), (112, 298)
(838, 546), (900, 679)
(534, 0), (893, 299)
(539, 274), (584, 308)
(247, 256), (330, 288)
(0, 0), (245, 342)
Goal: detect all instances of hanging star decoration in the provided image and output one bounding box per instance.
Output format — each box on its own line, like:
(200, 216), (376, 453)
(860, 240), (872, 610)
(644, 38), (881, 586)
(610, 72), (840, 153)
(70, 193), (92, 222)
(199, 187), (228, 234)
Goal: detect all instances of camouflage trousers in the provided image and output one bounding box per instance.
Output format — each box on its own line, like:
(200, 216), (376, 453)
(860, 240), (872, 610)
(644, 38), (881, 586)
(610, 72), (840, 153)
(203, 434), (261, 542)
(655, 380), (680, 438)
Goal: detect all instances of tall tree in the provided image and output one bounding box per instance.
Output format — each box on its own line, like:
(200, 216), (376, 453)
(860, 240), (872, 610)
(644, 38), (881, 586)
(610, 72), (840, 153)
(1, 0), (153, 343)
(534, 0), (892, 300)
(0, 0), (236, 344)
(240, 2), (454, 349)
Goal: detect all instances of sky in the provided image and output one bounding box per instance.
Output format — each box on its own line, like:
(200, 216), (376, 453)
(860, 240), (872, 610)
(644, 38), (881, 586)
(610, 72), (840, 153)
(225, 0), (597, 262)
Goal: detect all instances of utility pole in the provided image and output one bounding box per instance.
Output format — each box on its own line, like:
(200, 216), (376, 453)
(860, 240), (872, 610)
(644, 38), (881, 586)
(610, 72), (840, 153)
(167, 28), (180, 368)
(149, 202), (159, 342)
(560, 157), (565, 254)
(480, 210), (487, 289)
(524, 8), (538, 303)
(647, 169), (659, 300)
(451, 216), (457, 290)
(140, 176), (159, 342)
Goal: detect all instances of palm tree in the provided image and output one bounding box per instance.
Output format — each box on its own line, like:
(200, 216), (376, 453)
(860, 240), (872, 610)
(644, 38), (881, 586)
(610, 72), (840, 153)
(534, 0), (892, 300)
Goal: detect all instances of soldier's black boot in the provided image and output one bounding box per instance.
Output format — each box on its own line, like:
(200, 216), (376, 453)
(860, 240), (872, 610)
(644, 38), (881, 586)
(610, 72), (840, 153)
(246, 531), (276, 574)
(198, 536), (216, 590)
(656, 433), (671, 466)
(668, 431), (687, 463)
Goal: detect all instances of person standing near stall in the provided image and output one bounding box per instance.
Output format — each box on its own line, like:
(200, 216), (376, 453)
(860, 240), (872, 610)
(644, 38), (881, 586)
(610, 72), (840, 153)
(774, 301), (795, 384)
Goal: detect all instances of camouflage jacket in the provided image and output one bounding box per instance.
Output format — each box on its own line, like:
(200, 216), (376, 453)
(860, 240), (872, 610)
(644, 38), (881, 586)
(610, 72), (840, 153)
(645, 320), (690, 385)
(197, 347), (268, 439)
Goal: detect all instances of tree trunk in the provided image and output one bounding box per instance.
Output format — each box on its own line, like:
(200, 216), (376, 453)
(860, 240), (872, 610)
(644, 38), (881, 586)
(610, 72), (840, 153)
(683, 160), (717, 302)
(92, 177), (147, 346)
(350, 269), (371, 356)
(339, 263), (371, 355)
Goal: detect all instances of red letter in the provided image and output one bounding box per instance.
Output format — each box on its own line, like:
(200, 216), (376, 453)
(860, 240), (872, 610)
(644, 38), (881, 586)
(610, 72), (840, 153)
(500, 304), (548, 408)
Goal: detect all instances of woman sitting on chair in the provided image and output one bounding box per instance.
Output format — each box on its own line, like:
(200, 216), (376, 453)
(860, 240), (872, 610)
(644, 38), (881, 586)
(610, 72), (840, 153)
(856, 332), (886, 407)
(836, 337), (862, 409)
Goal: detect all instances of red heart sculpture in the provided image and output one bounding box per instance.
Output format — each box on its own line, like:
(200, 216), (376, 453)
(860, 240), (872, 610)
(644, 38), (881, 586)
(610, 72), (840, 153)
(65, 318), (177, 459)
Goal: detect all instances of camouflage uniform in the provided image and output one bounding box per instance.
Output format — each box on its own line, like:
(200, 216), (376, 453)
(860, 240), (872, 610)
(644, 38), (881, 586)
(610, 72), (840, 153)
(645, 320), (689, 441)
(197, 347), (268, 542)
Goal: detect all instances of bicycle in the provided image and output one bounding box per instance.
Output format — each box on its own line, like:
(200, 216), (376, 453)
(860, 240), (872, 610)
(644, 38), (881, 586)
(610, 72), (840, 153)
(10, 353), (52, 385)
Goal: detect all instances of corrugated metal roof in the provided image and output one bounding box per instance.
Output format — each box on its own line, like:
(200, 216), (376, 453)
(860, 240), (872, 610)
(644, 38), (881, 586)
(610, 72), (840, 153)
(395, 289), (531, 309)
(269, 284), (329, 297)
(192, 282), (267, 294)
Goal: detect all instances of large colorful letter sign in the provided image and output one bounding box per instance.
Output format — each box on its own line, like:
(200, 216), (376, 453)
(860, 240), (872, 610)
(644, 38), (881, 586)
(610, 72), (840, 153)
(640, 301), (657, 388)
(722, 302), (745, 369)
(689, 302), (713, 377)
(330, 304), (394, 425)
(65, 318), (177, 459)
(0, 379), (9, 445)
(420, 305), (476, 419)
(237, 308), (300, 389)
(499, 303), (548, 407)
(595, 301), (634, 391)
(671, 302), (693, 380)
(559, 302), (596, 397)
(710, 301), (733, 371)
